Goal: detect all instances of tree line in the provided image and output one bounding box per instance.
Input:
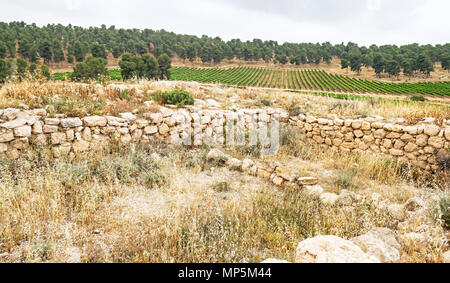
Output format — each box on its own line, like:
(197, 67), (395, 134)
(71, 53), (171, 81)
(0, 21), (449, 79)
(0, 58), (50, 83)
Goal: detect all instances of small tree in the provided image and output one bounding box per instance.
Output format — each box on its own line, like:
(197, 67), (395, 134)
(157, 54), (171, 79)
(373, 53), (385, 77)
(41, 65), (51, 80)
(386, 60), (401, 77)
(28, 63), (37, 76)
(72, 56), (107, 81)
(119, 53), (139, 80)
(0, 42), (7, 59)
(39, 41), (53, 63)
(119, 54), (161, 80)
(0, 59), (9, 83)
(16, 58), (28, 79)
(440, 53), (450, 72)
(91, 43), (108, 59)
(142, 54), (159, 79)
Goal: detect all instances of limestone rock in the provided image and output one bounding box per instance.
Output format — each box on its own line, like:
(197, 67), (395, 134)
(205, 99), (221, 108)
(144, 126), (158, 135)
(295, 235), (379, 263)
(45, 118), (60, 125)
(226, 158), (242, 170)
(51, 132), (67, 145)
(158, 123), (170, 135)
(320, 193), (339, 205)
(241, 158), (255, 172)
(13, 125), (31, 137)
(338, 190), (357, 206)
(52, 143), (72, 158)
(73, 140), (90, 153)
(423, 125), (440, 137)
(387, 204), (407, 222)
(351, 228), (401, 263)
(297, 177), (318, 186)
(61, 118), (82, 128)
(119, 112), (137, 122)
(0, 118), (27, 129)
(207, 149), (228, 162)
(0, 130), (14, 143)
(43, 125), (59, 133)
(405, 197), (425, 212)
(106, 116), (128, 127)
(83, 116), (107, 127)
(304, 185), (324, 197)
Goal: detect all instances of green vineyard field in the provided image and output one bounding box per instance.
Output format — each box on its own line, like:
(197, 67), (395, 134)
(170, 66), (450, 96)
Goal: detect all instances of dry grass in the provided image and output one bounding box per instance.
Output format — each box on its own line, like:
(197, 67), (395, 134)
(1, 80), (449, 124)
(244, 89), (449, 124)
(278, 126), (448, 191)
(0, 80), (154, 117)
(1, 81), (448, 263)
(0, 143), (398, 263)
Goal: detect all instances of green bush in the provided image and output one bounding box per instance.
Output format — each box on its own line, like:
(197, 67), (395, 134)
(154, 89), (194, 107)
(410, 95), (426, 102)
(72, 56), (107, 81)
(40, 65), (51, 80)
(261, 99), (272, 106)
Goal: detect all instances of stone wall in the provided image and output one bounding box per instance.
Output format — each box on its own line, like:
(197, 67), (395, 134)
(0, 106), (288, 160)
(1, 105), (449, 171)
(288, 114), (450, 171)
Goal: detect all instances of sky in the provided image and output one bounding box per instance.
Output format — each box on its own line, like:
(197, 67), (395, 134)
(0, 0), (449, 46)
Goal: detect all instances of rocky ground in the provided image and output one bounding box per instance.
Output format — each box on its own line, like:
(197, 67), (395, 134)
(206, 148), (449, 263)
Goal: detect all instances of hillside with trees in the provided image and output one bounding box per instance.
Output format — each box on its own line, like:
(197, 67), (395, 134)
(0, 21), (449, 80)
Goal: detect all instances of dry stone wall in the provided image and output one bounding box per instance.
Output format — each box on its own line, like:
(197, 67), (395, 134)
(288, 114), (450, 171)
(1, 104), (449, 171)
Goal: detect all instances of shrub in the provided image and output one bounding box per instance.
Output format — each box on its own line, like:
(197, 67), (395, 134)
(40, 65), (51, 80)
(119, 53), (160, 80)
(72, 56), (107, 81)
(411, 95), (426, 102)
(261, 99), (272, 106)
(212, 182), (230, 192)
(287, 102), (309, 116)
(331, 170), (358, 190)
(16, 58), (28, 78)
(154, 89), (194, 107)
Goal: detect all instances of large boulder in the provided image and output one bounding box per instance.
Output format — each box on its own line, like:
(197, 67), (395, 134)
(295, 235), (379, 263)
(351, 228), (401, 263)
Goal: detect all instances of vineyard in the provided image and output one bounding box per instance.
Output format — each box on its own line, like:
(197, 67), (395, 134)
(170, 66), (450, 96)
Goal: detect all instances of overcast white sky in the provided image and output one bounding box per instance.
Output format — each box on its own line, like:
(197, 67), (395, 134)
(0, 0), (448, 46)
